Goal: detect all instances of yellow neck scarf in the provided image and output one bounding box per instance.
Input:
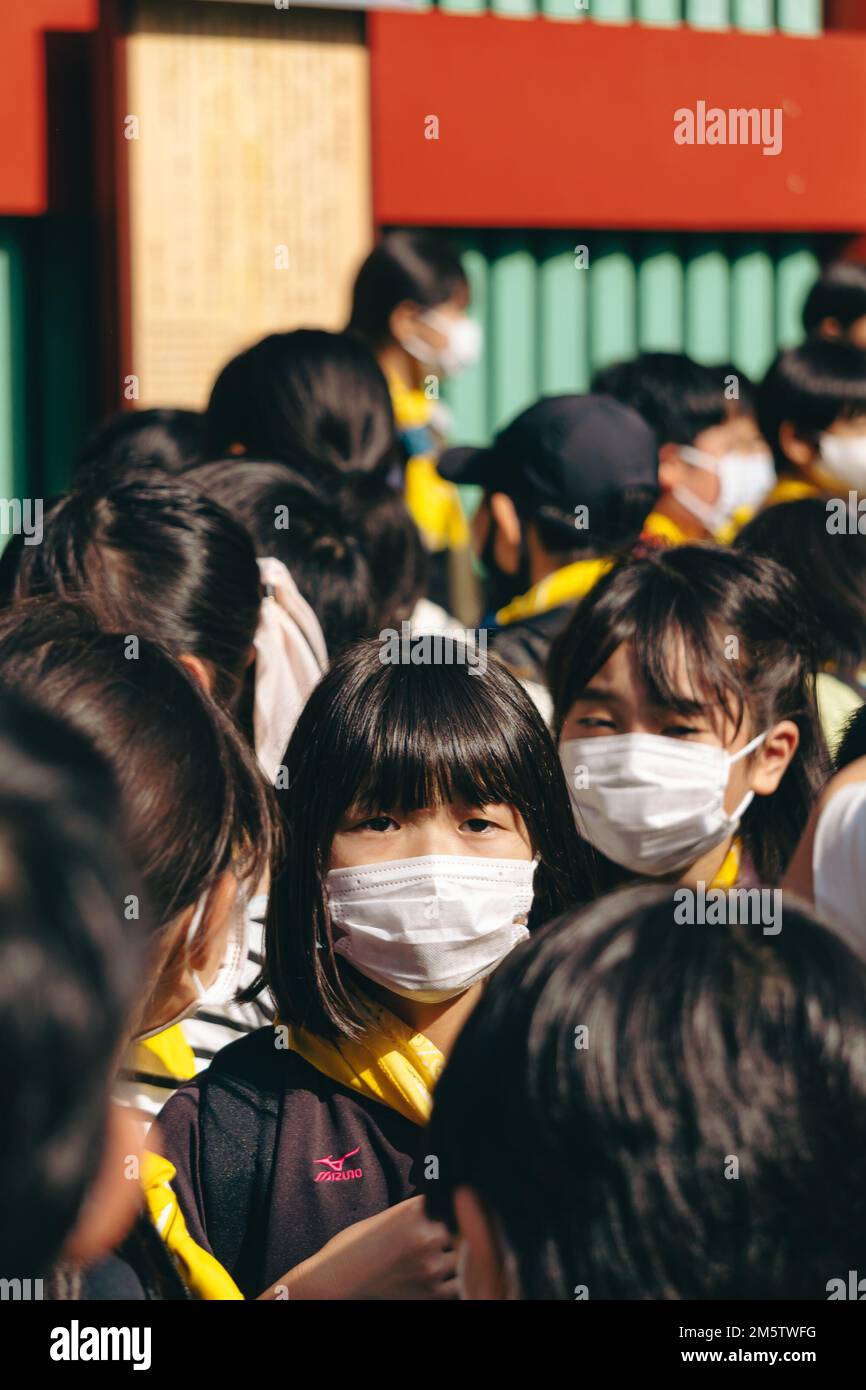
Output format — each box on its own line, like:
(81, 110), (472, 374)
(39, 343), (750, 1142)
(495, 556), (612, 628)
(642, 510), (691, 547)
(286, 994), (445, 1127)
(141, 1150), (244, 1300)
(710, 841), (741, 890)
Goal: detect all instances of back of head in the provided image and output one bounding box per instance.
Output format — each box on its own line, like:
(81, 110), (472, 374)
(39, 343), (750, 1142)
(758, 339), (866, 471)
(349, 230), (468, 347)
(803, 260), (866, 335)
(205, 329), (400, 482)
(592, 351), (727, 446)
(76, 408), (205, 483)
(185, 460), (379, 654)
(0, 473), (261, 709)
(427, 885), (866, 1298)
(735, 497), (866, 673)
(0, 687), (142, 1277)
(0, 598), (274, 931)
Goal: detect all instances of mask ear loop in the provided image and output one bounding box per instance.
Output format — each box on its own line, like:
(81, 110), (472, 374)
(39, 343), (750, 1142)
(670, 446), (726, 533)
(726, 730), (769, 823)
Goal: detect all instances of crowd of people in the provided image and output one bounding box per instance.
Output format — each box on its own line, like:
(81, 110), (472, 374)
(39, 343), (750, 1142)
(5, 234), (866, 1301)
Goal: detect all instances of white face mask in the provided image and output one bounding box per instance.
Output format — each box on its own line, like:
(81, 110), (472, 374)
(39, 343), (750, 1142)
(401, 309), (483, 377)
(559, 731), (767, 876)
(134, 887), (249, 1040)
(818, 433), (866, 491)
(674, 445), (776, 535)
(326, 854), (535, 1003)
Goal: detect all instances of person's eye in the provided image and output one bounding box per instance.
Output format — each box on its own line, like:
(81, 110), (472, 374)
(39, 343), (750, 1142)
(461, 817), (497, 834)
(663, 724), (704, 739)
(356, 815), (399, 833)
(576, 715), (616, 729)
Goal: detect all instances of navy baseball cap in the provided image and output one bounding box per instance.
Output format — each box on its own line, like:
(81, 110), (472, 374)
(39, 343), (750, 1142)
(438, 394), (659, 533)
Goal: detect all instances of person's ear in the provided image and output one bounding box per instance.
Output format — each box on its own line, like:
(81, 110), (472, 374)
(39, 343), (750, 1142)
(178, 653), (213, 694)
(657, 441), (686, 492)
(750, 720), (800, 796)
(488, 492), (522, 576)
(63, 1104), (143, 1266)
(186, 870), (238, 980)
(453, 1186), (512, 1300)
(388, 300), (422, 347)
(778, 422), (818, 470)
(818, 316), (843, 339)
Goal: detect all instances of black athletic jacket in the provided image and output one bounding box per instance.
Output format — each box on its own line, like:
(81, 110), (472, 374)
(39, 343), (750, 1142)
(153, 1026), (431, 1299)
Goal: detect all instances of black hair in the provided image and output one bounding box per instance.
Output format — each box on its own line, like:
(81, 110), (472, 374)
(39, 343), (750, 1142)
(76, 408), (205, 481)
(757, 340), (866, 474)
(204, 329), (401, 482)
(735, 497), (866, 676)
(426, 884), (866, 1299)
(0, 474), (261, 710)
(530, 484), (659, 559)
(260, 639), (591, 1041)
(712, 360), (758, 419)
(590, 351), (727, 446)
(834, 704), (866, 771)
(548, 545), (827, 884)
(0, 598), (275, 937)
(185, 460), (379, 655)
(0, 687), (143, 1277)
(348, 230), (469, 347)
(803, 260), (866, 335)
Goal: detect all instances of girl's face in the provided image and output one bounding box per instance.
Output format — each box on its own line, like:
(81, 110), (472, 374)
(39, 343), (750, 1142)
(559, 639), (794, 815)
(329, 799), (532, 870)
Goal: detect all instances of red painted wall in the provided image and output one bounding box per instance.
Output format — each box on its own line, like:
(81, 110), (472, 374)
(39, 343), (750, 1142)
(0, 1), (98, 215)
(369, 13), (866, 232)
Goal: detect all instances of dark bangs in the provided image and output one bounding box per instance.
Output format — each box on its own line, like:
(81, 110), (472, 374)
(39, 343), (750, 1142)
(263, 639), (592, 1041)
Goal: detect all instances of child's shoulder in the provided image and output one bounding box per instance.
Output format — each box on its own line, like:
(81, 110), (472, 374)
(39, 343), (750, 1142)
(194, 1025), (333, 1105)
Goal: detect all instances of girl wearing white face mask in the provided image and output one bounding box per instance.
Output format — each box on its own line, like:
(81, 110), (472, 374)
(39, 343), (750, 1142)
(349, 231), (482, 616)
(549, 546), (826, 895)
(757, 339), (866, 507)
(152, 639), (590, 1301)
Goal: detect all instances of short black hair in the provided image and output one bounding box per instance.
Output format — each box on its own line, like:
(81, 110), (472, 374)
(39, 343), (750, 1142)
(76, 408), (205, 482)
(204, 329), (401, 481)
(0, 688), (143, 1277)
(803, 260), (866, 334)
(591, 351), (727, 446)
(735, 497), (866, 675)
(834, 703), (866, 772)
(548, 545), (827, 884)
(348, 230), (468, 346)
(427, 884), (866, 1299)
(757, 339), (866, 472)
(261, 639), (592, 1041)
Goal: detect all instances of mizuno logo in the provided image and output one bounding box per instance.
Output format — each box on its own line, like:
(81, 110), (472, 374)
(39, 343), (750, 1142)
(313, 1146), (362, 1182)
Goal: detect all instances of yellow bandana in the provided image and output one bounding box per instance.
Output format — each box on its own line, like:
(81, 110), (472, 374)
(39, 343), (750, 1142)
(710, 841), (741, 890)
(642, 510), (690, 548)
(286, 994), (445, 1127)
(142, 1150), (244, 1300)
(494, 556), (612, 628)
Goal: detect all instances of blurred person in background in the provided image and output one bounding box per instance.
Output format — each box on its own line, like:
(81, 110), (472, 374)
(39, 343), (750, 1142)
(439, 394), (658, 711)
(802, 260), (866, 349)
(76, 407), (206, 482)
(593, 351), (774, 546)
(757, 340), (866, 505)
(349, 230), (481, 618)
